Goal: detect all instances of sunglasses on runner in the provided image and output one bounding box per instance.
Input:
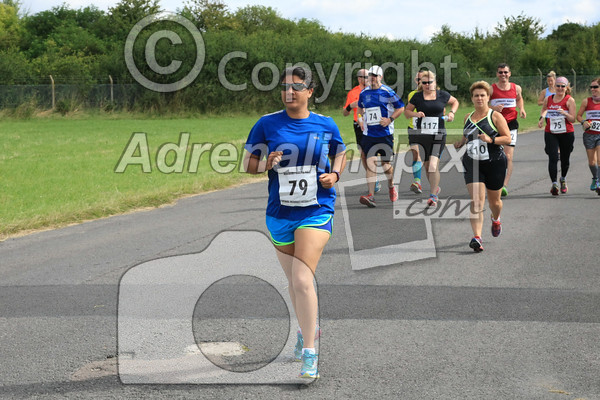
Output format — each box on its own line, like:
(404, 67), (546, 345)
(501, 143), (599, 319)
(591, 85), (600, 89)
(280, 83), (308, 91)
(497, 71), (510, 74)
(421, 81), (434, 85)
(555, 84), (566, 88)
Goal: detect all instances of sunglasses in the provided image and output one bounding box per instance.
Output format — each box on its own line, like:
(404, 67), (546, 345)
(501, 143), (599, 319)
(591, 85), (600, 89)
(280, 83), (308, 91)
(421, 80), (434, 85)
(555, 84), (566, 88)
(497, 71), (510, 74)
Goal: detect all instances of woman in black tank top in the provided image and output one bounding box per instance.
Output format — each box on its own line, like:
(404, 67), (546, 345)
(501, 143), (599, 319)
(454, 81), (511, 253)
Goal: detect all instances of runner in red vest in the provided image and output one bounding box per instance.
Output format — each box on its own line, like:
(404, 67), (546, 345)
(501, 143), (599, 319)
(576, 77), (600, 194)
(537, 76), (576, 196)
(490, 63), (527, 197)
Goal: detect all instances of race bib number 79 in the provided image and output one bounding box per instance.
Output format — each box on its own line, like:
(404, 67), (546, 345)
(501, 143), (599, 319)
(278, 166), (319, 207)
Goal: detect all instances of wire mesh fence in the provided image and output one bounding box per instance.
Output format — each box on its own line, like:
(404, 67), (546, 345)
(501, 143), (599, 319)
(1, 74), (598, 111)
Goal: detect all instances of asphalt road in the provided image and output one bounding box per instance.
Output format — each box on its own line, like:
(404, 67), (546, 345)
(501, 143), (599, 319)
(1, 127), (599, 399)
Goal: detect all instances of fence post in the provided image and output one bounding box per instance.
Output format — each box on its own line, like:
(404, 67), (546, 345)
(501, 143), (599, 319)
(49, 75), (55, 110)
(571, 69), (576, 94)
(537, 68), (543, 91)
(109, 75), (114, 103)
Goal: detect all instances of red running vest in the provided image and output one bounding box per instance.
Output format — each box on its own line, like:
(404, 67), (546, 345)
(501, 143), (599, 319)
(490, 83), (517, 122)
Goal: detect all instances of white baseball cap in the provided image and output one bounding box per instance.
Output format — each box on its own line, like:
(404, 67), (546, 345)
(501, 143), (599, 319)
(368, 65), (383, 77)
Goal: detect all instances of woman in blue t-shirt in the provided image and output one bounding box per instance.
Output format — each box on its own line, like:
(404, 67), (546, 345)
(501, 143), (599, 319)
(244, 66), (346, 379)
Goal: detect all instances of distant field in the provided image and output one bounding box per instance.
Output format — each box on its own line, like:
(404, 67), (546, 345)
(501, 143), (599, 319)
(0, 101), (546, 239)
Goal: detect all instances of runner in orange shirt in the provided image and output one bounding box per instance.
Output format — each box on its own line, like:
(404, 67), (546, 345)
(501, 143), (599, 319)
(343, 69), (380, 192)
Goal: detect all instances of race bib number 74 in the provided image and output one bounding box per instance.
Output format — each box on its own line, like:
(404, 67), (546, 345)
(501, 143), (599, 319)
(364, 107), (382, 126)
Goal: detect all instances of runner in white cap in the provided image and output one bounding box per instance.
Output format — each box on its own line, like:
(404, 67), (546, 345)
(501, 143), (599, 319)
(356, 65), (405, 207)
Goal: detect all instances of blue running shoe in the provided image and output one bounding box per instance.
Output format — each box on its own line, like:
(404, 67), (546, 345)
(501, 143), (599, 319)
(294, 327), (322, 361)
(299, 350), (319, 378)
(294, 330), (303, 361)
(590, 179), (598, 191)
(374, 179), (381, 193)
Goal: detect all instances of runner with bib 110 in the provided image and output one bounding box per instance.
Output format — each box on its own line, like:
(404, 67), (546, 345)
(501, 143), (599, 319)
(454, 81), (511, 253)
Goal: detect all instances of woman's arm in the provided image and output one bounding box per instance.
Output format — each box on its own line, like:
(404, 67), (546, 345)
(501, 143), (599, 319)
(319, 150), (347, 189)
(577, 98), (589, 129)
(243, 151), (282, 174)
(487, 111), (512, 146)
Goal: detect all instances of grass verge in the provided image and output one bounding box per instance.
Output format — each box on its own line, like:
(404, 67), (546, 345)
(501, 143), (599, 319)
(0, 101), (547, 240)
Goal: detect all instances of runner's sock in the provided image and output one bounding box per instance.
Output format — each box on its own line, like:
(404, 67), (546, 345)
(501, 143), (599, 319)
(412, 161), (422, 181)
(589, 164), (599, 180)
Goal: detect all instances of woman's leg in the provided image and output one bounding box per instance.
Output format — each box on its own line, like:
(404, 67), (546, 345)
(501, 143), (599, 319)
(544, 132), (560, 182)
(467, 182), (486, 237)
(487, 188), (503, 220)
(274, 244), (297, 313)
(558, 132), (575, 178)
(427, 156), (441, 195)
(290, 228), (330, 349)
(503, 145), (514, 187)
(586, 148), (598, 178)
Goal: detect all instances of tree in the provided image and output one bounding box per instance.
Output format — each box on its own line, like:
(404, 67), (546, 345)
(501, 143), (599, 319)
(108, 0), (161, 37)
(494, 13), (544, 46)
(181, 0), (237, 31)
(0, 2), (23, 50)
(233, 5), (282, 34)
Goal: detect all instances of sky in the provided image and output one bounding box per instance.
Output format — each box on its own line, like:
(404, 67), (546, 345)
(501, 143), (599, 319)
(20, 0), (600, 42)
